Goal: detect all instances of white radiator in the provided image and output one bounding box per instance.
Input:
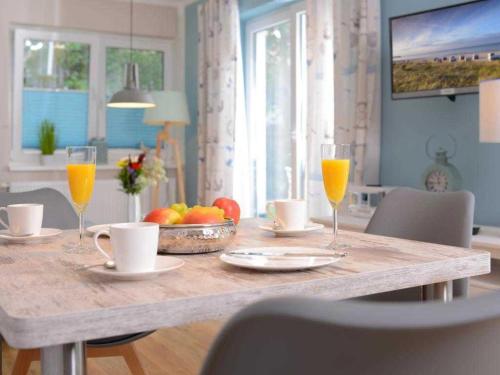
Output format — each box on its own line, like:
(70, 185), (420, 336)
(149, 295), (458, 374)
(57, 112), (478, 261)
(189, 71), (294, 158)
(9, 179), (175, 225)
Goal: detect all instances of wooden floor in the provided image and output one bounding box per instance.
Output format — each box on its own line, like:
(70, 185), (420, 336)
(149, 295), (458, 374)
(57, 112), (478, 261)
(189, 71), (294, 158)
(2, 279), (498, 375)
(2, 320), (224, 375)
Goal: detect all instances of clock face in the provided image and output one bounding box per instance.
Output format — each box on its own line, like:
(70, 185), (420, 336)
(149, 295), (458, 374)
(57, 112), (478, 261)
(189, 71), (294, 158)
(425, 170), (449, 192)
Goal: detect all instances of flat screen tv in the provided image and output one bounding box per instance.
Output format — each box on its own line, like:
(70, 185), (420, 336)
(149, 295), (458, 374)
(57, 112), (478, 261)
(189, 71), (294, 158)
(390, 0), (500, 99)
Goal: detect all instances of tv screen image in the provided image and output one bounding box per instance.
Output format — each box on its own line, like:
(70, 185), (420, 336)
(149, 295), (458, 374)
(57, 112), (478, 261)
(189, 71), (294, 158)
(391, 0), (500, 99)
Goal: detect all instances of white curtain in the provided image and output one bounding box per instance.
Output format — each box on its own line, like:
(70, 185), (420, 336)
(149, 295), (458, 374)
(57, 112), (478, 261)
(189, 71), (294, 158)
(197, 0), (250, 212)
(306, 0), (335, 218)
(306, 0), (381, 217)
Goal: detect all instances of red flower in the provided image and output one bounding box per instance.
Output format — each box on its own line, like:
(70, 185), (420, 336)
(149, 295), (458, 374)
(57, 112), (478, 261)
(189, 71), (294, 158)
(130, 162), (141, 170)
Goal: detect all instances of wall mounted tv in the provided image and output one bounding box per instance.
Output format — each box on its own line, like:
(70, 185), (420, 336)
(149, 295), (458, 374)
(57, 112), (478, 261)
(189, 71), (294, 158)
(390, 0), (500, 99)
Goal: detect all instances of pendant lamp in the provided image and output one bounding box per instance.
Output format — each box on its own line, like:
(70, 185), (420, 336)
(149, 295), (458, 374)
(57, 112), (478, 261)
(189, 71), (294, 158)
(107, 0), (155, 109)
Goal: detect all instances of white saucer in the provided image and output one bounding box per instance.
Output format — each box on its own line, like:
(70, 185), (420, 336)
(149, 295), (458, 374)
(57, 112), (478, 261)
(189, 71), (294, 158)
(220, 247), (342, 272)
(86, 224), (111, 236)
(258, 223), (324, 237)
(0, 228), (62, 242)
(86, 256), (184, 280)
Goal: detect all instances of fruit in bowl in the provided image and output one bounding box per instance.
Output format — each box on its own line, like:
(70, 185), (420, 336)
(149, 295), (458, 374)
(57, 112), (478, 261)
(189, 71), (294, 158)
(143, 197), (240, 226)
(170, 202), (189, 220)
(212, 197), (240, 224)
(181, 206), (226, 224)
(144, 208), (182, 225)
(143, 200), (238, 254)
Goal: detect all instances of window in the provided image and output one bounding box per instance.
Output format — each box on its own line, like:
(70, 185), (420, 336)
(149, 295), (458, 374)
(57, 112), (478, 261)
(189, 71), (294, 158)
(22, 39), (91, 149)
(12, 28), (173, 163)
(105, 47), (165, 148)
(246, 4), (307, 216)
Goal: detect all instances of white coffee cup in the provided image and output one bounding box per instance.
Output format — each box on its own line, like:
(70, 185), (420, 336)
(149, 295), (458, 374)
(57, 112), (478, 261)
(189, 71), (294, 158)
(0, 204), (43, 236)
(94, 222), (159, 273)
(266, 199), (307, 230)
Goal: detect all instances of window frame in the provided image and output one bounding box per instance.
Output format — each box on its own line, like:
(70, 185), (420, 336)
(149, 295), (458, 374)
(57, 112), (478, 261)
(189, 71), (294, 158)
(12, 27), (174, 164)
(245, 2), (306, 215)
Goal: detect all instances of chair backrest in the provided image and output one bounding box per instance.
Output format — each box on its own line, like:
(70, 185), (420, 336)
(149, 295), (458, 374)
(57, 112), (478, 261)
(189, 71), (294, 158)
(365, 187), (474, 248)
(0, 188), (78, 230)
(201, 294), (500, 375)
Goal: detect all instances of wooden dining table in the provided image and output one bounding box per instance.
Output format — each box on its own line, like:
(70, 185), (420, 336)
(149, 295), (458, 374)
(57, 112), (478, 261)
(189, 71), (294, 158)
(0, 219), (490, 374)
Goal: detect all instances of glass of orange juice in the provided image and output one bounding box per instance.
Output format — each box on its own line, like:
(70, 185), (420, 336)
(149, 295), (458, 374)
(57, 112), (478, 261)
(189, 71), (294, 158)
(66, 146), (96, 253)
(321, 144), (351, 249)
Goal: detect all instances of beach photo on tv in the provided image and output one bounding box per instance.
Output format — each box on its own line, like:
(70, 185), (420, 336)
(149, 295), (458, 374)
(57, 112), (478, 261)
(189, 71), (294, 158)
(391, 0), (500, 95)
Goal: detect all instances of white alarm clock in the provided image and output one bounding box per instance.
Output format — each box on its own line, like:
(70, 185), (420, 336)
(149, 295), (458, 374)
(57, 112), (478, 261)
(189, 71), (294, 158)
(422, 147), (462, 192)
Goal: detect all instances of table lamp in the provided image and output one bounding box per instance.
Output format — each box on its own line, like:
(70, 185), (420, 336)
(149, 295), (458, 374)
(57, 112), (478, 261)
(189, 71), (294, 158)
(144, 90), (190, 206)
(480, 79), (500, 143)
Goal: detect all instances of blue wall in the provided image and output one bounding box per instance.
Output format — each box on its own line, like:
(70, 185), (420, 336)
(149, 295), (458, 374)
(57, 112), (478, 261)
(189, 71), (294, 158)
(380, 0), (500, 226)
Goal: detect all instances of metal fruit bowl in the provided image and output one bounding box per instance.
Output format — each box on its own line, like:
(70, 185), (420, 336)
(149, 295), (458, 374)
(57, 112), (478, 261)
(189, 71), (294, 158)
(158, 219), (237, 254)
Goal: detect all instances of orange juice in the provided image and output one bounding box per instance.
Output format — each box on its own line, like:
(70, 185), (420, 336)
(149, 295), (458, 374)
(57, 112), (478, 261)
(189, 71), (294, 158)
(321, 159), (350, 205)
(66, 164), (96, 211)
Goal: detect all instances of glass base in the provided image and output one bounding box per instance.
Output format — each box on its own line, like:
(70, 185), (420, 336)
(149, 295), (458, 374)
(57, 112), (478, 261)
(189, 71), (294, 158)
(325, 242), (351, 251)
(63, 242), (95, 255)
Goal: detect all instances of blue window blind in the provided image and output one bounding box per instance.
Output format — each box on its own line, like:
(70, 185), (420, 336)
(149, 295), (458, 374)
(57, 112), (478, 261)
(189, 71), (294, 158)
(106, 108), (159, 148)
(22, 89), (88, 148)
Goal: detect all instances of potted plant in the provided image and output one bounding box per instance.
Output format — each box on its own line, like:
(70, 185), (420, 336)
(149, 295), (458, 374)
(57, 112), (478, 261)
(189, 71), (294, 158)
(38, 120), (57, 165)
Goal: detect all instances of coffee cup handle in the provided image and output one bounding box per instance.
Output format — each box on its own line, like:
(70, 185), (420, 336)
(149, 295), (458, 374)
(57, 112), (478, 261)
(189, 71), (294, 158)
(93, 230), (112, 261)
(265, 202), (285, 229)
(0, 207), (8, 229)
(265, 202), (275, 220)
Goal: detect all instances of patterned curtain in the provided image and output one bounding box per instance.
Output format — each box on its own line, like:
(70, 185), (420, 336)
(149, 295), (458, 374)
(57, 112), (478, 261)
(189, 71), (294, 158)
(306, 0), (335, 217)
(197, 0), (248, 207)
(333, 0), (381, 185)
(306, 0), (381, 217)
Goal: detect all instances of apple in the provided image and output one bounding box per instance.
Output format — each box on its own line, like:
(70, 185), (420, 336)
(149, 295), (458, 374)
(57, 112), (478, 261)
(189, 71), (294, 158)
(212, 197), (240, 224)
(144, 208), (181, 225)
(181, 206), (225, 224)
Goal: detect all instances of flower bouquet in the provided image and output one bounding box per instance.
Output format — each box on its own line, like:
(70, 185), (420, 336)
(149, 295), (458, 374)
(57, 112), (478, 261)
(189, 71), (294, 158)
(117, 152), (167, 221)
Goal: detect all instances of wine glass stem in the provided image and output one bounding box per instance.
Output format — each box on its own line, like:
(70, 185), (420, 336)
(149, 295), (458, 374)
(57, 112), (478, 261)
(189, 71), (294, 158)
(78, 211), (84, 248)
(332, 205), (338, 247)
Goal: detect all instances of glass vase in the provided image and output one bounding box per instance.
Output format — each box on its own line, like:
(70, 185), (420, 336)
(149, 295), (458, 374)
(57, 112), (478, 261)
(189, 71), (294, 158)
(128, 194), (141, 222)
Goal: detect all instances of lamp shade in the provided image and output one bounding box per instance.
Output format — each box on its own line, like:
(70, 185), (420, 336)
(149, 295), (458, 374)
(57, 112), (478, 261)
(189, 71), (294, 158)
(143, 91), (191, 126)
(480, 79), (500, 143)
(107, 63), (156, 109)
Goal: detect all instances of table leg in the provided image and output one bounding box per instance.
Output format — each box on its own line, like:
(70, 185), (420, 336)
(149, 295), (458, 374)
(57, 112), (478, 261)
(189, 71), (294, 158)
(423, 281), (453, 302)
(41, 342), (86, 375)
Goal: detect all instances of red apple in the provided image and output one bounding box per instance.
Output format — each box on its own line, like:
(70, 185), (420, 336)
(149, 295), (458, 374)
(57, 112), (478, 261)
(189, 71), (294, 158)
(144, 208), (181, 225)
(212, 197), (240, 224)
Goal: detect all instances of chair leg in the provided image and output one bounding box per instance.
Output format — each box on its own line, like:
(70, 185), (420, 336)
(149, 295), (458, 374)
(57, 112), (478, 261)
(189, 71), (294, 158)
(11, 344), (146, 375)
(119, 343), (146, 375)
(11, 349), (38, 375)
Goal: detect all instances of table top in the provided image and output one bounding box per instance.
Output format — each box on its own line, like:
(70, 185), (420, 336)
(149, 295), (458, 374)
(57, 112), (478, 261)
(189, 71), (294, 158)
(0, 219), (490, 349)
(313, 214), (500, 259)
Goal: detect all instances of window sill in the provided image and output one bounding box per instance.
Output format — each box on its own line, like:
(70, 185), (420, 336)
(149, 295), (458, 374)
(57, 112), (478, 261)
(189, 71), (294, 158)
(8, 162), (119, 172)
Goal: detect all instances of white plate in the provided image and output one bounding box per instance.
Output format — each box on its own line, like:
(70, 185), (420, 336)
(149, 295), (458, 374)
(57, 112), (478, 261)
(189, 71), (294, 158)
(0, 228), (62, 242)
(86, 256), (184, 280)
(220, 247), (342, 272)
(258, 223), (324, 237)
(86, 224), (112, 236)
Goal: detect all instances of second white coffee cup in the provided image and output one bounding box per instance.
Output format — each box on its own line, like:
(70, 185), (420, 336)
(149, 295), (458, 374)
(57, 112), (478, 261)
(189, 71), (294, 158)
(266, 199), (307, 230)
(0, 203), (43, 236)
(94, 222), (159, 273)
